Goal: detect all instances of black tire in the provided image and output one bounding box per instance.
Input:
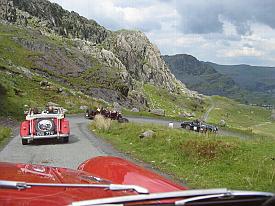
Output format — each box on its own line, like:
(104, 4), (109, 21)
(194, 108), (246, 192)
(118, 118), (129, 123)
(22, 139), (28, 145)
(62, 136), (69, 143)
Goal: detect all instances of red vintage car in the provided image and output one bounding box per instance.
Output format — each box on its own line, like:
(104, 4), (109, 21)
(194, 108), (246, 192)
(0, 156), (273, 206)
(20, 107), (70, 145)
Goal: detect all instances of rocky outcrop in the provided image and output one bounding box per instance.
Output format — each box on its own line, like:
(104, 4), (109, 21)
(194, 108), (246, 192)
(0, 0), (197, 109)
(0, 0), (108, 43)
(103, 31), (187, 93)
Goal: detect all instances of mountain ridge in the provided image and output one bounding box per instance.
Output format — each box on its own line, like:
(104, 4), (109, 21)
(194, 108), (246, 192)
(0, 0), (202, 117)
(163, 54), (275, 105)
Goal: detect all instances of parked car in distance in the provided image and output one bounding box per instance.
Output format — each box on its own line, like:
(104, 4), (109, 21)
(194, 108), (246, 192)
(181, 120), (218, 133)
(85, 108), (129, 123)
(0, 156), (273, 206)
(20, 106), (70, 145)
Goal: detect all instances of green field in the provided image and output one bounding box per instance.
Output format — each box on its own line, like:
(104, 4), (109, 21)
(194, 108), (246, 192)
(208, 96), (273, 137)
(92, 121), (275, 192)
(143, 84), (209, 118)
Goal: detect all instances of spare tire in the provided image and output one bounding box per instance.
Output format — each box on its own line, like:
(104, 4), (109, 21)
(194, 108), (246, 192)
(36, 118), (55, 132)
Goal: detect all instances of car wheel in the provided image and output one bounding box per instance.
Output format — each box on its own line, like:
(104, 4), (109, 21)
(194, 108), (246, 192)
(118, 118), (129, 123)
(62, 136), (69, 143)
(22, 139), (28, 145)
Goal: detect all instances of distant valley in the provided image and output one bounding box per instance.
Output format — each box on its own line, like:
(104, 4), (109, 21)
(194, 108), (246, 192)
(163, 54), (275, 106)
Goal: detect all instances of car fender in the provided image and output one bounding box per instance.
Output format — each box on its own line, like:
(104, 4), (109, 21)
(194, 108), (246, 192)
(20, 121), (30, 137)
(77, 156), (187, 193)
(60, 118), (70, 135)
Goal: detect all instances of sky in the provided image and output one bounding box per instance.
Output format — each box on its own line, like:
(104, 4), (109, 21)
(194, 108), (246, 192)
(49, 0), (275, 66)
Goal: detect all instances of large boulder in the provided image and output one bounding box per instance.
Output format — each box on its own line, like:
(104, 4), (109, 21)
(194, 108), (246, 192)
(80, 105), (88, 110)
(131, 108), (139, 112)
(220, 119), (226, 127)
(150, 109), (165, 116)
(139, 130), (155, 139)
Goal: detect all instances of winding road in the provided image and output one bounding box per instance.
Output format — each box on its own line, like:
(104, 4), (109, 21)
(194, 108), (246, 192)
(0, 114), (255, 169)
(0, 116), (128, 168)
(202, 96), (215, 122)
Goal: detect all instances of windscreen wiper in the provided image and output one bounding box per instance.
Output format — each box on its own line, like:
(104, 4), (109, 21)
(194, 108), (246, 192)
(71, 188), (274, 206)
(0, 180), (149, 194)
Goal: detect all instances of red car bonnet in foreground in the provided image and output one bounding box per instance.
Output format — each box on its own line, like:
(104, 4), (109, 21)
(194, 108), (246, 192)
(0, 156), (186, 205)
(0, 156), (274, 206)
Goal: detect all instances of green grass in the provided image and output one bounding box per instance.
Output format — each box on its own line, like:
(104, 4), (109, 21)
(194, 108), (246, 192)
(208, 96), (272, 133)
(0, 126), (11, 144)
(92, 121), (275, 192)
(143, 84), (208, 118)
(252, 122), (275, 137)
(0, 65), (102, 119)
(123, 109), (192, 121)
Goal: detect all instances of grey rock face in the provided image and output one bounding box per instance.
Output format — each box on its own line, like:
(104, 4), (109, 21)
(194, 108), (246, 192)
(104, 31), (187, 93)
(11, 0), (109, 44)
(0, 0), (17, 22)
(0, 0), (197, 109)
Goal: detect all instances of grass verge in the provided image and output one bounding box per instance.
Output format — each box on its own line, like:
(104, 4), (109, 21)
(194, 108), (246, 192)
(0, 126), (11, 145)
(92, 121), (275, 192)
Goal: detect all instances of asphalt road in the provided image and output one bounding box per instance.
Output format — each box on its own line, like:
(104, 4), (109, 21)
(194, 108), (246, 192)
(0, 116), (128, 169)
(0, 115), (251, 169)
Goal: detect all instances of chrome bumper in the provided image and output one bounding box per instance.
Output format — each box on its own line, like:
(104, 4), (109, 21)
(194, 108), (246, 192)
(22, 134), (69, 140)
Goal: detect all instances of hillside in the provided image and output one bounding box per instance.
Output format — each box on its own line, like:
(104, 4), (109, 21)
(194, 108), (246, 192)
(163, 54), (241, 97)
(163, 54), (275, 105)
(207, 62), (275, 104)
(0, 0), (203, 118)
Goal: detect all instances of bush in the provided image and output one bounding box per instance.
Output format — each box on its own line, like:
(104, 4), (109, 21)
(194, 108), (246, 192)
(92, 114), (112, 131)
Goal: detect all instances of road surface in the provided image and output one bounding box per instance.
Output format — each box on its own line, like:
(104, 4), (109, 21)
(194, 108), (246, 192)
(202, 96), (215, 122)
(0, 116), (127, 169)
(0, 115), (254, 169)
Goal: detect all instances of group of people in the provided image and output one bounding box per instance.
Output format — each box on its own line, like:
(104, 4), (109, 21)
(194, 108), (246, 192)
(27, 106), (56, 115)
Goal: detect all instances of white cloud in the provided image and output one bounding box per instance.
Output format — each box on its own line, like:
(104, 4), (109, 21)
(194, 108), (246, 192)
(49, 0), (275, 66)
(223, 48), (264, 57)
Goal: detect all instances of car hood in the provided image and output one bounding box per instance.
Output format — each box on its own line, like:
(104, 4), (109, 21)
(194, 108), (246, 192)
(0, 161), (132, 206)
(0, 157), (186, 206)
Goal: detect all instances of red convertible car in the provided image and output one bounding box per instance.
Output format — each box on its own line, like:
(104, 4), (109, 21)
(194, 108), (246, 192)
(0, 156), (274, 206)
(20, 106), (70, 145)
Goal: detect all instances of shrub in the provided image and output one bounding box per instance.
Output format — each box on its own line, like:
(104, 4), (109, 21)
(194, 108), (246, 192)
(92, 114), (112, 131)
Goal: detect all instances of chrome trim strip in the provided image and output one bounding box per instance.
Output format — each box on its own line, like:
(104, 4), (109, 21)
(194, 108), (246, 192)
(175, 194), (227, 205)
(0, 180), (149, 194)
(22, 134), (68, 139)
(71, 189), (229, 206)
(72, 189), (274, 206)
(26, 114), (64, 120)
